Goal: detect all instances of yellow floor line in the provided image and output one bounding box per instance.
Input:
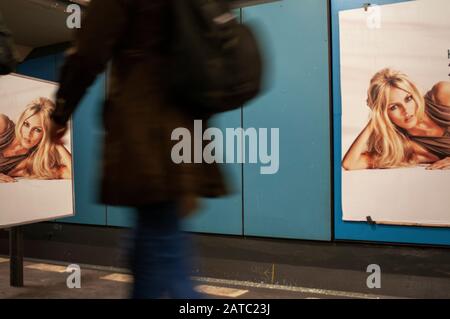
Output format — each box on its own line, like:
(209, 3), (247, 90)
(100, 273), (134, 283)
(0, 257), (9, 263)
(25, 263), (67, 273)
(195, 285), (248, 298)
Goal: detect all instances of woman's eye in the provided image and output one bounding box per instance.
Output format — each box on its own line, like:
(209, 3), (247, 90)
(23, 121), (30, 127)
(34, 128), (43, 134)
(389, 105), (397, 111)
(406, 95), (413, 102)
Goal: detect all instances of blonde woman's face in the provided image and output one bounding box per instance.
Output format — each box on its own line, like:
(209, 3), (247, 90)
(20, 114), (44, 149)
(386, 87), (418, 130)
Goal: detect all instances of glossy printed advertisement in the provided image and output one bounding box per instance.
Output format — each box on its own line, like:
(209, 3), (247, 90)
(0, 74), (73, 228)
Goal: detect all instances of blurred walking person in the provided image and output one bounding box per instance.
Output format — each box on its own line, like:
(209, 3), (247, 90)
(49, 0), (227, 298)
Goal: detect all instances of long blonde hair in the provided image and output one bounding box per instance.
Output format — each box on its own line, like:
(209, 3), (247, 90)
(366, 68), (425, 168)
(15, 97), (62, 179)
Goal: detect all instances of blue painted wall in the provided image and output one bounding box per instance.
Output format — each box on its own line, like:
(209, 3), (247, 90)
(16, 54), (57, 81)
(241, 0), (332, 240)
(16, 0), (450, 246)
(16, 0), (334, 241)
(331, 0), (450, 245)
(181, 111), (244, 235)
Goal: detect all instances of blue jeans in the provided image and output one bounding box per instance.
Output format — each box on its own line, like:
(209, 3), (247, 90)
(130, 201), (200, 299)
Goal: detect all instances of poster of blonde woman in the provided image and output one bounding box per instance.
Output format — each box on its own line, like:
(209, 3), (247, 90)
(339, 0), (450, 227)
(0, 74), (73, 228)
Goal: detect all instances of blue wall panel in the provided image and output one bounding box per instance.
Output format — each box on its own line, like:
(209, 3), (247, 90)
(16, 55), (57, 81)
(182, 111), (243, 235)
(242, 0), (332, 240)
(331, 0), (450, 245)
(107, 206), (136, 228)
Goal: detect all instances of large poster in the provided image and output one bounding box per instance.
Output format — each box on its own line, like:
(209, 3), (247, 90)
(0, 74), (74, 228)
(339, 0), (450, 227)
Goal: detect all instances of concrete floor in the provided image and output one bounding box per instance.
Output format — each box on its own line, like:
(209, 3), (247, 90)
(0, 258), (391, 299)
(1, 258), (129, 299)
(2, 225), (450, 299)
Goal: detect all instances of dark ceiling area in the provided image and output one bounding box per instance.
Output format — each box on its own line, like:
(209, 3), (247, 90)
(0, 0), (75, 49)
(0, 0), (278, 60)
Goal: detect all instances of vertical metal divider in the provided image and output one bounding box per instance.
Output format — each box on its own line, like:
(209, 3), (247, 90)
(239, 7), (246, 237)
(327, 0), (335, 242)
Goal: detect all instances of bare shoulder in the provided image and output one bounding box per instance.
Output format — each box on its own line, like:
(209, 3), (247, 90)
(0, 114), (11, 135)
(55, 145), (72, 168)
(431, 82), (450, 106)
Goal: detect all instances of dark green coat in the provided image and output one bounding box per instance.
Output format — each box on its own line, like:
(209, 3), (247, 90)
(52, 0), (228, 205)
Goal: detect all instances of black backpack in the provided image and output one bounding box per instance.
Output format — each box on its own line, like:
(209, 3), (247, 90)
(170, 0), (264, 116)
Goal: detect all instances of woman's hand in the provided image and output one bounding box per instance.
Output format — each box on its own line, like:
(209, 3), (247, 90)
(342, 121), (375, 170)
(0, 173), (16, 183)
(426, 157), (450, 170)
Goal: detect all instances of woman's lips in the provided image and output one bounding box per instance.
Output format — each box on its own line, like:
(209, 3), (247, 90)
(405, 115), (415, 123)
